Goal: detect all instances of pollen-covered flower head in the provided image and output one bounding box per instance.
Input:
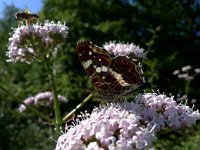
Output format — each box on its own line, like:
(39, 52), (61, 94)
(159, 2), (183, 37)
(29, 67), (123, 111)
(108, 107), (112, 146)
(103, 41), (144, 59)
(7, 20), (69, 64)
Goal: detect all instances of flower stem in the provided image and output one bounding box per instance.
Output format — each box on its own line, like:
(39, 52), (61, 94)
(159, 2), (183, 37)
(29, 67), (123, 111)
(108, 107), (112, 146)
(0, 84), (53, 123)
(44, 60), (61, 137)
(62, 93), (93, 123)
(185, 80), (190, 96)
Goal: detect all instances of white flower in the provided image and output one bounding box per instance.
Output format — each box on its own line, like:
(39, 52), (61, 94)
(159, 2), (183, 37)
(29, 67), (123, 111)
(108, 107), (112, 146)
(103, 41), (144, 59)
(173, 69), (180, 75)
(7, 20), (69, 64)
(194, 68), (200, 73)
(181, 65), (192, 72)
(178, 73), (188, 79)
(86, 142), (102, 150)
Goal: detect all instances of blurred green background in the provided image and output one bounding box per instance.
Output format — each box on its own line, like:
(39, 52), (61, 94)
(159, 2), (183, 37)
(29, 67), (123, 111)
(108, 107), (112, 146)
(0, 0), (200, 149)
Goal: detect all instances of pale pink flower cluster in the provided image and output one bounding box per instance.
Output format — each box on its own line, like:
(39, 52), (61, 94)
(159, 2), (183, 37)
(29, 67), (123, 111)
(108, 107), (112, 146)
(56, 92), (200, 150)
(7, 21), (68, 64)
(18, 91), (68, 112)
(56, 103), (155, 150)
(135, 93), (200, 131)
(103, 41), (144, 59)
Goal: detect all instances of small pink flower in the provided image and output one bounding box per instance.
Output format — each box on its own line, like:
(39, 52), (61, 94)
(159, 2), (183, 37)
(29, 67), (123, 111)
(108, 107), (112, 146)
(18, 91), (68, 112)
(103, 41), (144, 59)
(7, 21), (69, 64)
(18, 97), (35, 112)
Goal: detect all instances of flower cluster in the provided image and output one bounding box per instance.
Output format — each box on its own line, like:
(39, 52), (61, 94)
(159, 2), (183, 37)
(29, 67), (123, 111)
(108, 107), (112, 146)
(7, 20), (69, 64)
(103, 41), (144, 59)
(135, 93), (200, 131)
(173, 65), (200, 81)
(173, 65), (200, 102)
(18, 91), (68, 112)
(55, 92), (200, 150)
(56, 103), (155, 150)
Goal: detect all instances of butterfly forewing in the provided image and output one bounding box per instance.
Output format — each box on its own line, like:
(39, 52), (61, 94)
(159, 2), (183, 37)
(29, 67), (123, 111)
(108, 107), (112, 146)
(77, 41), (112, 76)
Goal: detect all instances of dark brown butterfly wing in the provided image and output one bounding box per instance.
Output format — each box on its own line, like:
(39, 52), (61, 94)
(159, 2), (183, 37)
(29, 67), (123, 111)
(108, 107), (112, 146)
(76, 41), (144, 98)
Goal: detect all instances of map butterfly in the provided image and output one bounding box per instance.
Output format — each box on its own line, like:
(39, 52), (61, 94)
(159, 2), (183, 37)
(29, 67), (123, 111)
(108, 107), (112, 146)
(76, 41), (144, 100)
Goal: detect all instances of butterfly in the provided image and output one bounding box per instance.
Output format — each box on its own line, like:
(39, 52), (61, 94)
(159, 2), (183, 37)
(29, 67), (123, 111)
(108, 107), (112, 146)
(15, 7), (39, 25)
(76, 41), (144, 100)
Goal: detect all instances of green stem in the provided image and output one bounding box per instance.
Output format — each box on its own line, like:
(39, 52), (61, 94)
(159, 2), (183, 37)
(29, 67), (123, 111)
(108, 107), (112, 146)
(44, 60), (61, 137)
(62, 93), (93, 123)
(185, 81), (190, 96)
(0, 84), (52, 123)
